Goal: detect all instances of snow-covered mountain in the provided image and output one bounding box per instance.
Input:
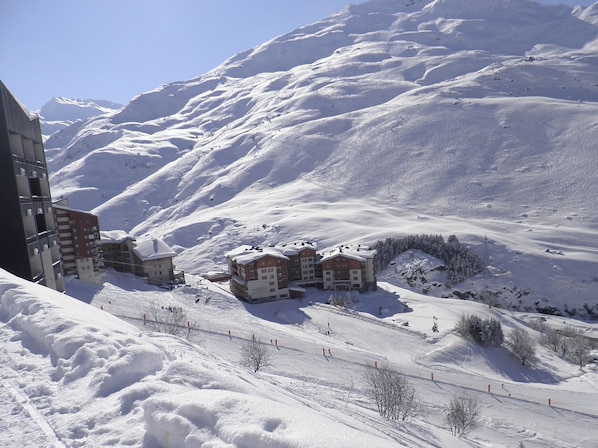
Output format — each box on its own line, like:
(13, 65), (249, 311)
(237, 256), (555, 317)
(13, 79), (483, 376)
(2, 2), (597, 446)
(38, 97), (122, 138)
(46, 0), (598, 314)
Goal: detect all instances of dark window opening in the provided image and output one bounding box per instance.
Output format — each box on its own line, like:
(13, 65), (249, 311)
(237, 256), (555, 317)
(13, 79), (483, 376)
(35, 213), (48, 234)
(29, 177), (42, 197)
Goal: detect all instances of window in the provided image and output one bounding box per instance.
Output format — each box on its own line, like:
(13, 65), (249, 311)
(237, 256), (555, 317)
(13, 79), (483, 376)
(269, 282), (275, 286)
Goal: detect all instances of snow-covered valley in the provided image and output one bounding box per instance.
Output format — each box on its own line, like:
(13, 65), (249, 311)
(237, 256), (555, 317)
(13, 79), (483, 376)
(2, 0), (598, 446)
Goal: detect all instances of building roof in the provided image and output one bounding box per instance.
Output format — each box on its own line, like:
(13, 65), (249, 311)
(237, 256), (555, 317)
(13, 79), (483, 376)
(53, 203), (97, 217)
(98, 230), (135, 244)
(226, 245), (289, 265)
(319, 245), (376, 263)
(132, 239), (176, 262)
(276, 241), (317, 256)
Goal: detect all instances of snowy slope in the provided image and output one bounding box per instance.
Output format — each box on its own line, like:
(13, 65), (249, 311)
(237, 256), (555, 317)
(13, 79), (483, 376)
(46, 0), (598, 313)
(1, 262), (597, 447)
(38, 97), (122, 139)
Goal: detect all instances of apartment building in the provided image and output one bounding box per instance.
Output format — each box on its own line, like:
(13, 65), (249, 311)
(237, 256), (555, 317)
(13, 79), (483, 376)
(277, 241), (320, 284)
(226, 242), (376, 302)
(53, 199), (104, 284)
(0, 81), (65, 291)
(226, 245), (290, 302)
(320, 245), (377, 292)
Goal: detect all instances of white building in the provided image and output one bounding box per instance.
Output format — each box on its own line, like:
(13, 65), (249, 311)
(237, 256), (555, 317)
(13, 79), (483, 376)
(131, 238), (178, 285)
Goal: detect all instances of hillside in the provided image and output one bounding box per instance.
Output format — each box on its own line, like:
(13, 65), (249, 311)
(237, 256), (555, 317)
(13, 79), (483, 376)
(1, 262), (597, 447)
(45, 0), (598, 315)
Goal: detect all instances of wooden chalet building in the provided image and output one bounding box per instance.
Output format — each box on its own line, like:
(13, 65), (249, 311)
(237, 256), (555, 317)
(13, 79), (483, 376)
(226, 242), (376, 302)
(319, 245), (377, 292)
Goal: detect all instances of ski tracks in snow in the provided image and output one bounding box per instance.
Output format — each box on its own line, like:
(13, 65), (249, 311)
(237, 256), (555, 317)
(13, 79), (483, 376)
(2, 381), (65, 448)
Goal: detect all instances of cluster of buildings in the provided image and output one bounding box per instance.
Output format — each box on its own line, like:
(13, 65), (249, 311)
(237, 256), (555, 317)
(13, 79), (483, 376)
(226, 242), (377, 303)
(1, 80), (376, 303)
(0, 80), (180, 292)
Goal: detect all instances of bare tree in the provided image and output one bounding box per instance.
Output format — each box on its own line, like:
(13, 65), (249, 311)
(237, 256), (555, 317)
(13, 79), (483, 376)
(569, 334), (593, 368)
(445, 394), (481, 437)
(240, 335), (271, 373)
(507, 328), (536, 366)
(144, 301), (189, 336)
(541, 327), (565, 354)
(363, 366), (422, 421)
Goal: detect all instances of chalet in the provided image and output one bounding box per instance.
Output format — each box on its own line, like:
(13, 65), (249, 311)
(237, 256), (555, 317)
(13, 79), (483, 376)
(320, 245), (377, 292)
(97, 230), (136, 273)
(98, 231), (182, 285)
(276, 241), (320, 285)
(226, 245), (290, 302)
(226, 241), (376, 302)
(130, 238), (178, 285)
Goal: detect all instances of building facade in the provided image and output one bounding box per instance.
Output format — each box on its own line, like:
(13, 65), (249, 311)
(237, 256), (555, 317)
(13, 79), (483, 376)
(53, 199), (104, 284)
(97, 230), (136, 273)
(98, 232), (180, 285)
(320, 245), (377, 292)
(130, 238), (178, 285)
(278, 242), (319, 283)
(226, 242), (376, 302)
(0, 81), (65, 291)
(226, 246), (290, 302)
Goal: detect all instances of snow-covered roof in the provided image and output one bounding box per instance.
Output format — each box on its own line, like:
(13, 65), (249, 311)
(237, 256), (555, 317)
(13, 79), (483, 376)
(226, 245), (289, 265)
(276, 241), (317, 256)
(319, 245), (376, 263)
(98, 230), (135, 244)
(131, 238), (176, 261)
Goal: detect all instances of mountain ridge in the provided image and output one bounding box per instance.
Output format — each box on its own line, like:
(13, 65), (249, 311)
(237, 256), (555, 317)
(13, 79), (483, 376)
(39, 96), (122, 138)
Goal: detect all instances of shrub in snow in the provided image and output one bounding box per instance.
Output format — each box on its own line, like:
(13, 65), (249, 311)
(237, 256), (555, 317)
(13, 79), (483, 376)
(540, 327), (567, 356)
(540, 325), (593, 366)
(363, 366), (422, 421)
(445, 394), (481, 438)
(144, 301), (189, 337)
(454, 314), (504, 346)
(507, 328), (536, 366)
(240, 334), (271, 373)
(568, 333), (593, 368)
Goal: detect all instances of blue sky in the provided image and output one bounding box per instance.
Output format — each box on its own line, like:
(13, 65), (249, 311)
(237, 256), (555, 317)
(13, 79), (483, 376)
(1, 0), (595, 111)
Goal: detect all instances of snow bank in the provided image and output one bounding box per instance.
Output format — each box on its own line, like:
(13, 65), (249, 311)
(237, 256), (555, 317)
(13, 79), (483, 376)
(143, 389), (394, 448)
(0, 270), (401, 447)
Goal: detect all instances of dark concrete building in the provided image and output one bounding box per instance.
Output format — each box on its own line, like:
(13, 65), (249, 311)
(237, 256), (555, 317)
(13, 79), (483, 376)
(0, 81), (65, 291)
